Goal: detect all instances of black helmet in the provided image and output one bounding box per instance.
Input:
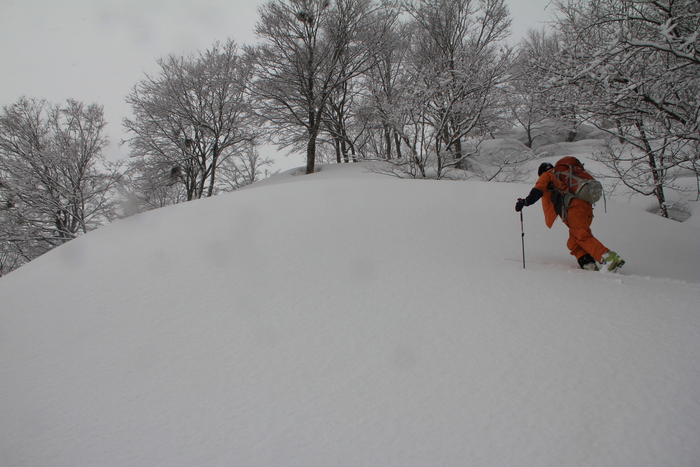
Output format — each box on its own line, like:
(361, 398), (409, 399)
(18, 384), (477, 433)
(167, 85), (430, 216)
(538, 162), (554, 176)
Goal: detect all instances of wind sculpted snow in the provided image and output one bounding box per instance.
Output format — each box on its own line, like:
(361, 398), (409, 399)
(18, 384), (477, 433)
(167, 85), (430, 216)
(1, 162), (699, 466)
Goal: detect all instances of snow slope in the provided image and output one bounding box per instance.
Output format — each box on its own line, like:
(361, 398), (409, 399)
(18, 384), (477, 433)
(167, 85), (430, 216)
(2, 161), (699, 467)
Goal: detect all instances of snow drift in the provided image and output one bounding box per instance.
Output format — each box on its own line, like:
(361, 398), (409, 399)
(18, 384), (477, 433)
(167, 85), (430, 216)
(1, 161), (699, 467)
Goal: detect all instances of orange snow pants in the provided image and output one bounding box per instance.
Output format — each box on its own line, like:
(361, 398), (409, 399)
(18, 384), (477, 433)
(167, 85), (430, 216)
(563, 199), (609, 263)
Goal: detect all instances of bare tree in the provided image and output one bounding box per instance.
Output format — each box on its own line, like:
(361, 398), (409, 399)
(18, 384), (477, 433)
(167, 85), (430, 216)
(116, 156), (188, 217)
(0, 98), (119, 274)
(322, 77), (363, 163)
(124, 40), (258, 203)
(361, 20), (415, 160)
(542, 0), (700, 217)
(252, 0), (388, 174)
(217, 147), (276, 190)
(506, 29), (563, 148)
(374, 0), (511, 178)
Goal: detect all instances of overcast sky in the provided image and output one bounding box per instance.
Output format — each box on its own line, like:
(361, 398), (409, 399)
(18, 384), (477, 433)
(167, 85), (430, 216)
(0, 0), (555, 165)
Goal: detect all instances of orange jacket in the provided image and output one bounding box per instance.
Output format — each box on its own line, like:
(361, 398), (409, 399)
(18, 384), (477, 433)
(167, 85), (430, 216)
(523, 157), (593, 228)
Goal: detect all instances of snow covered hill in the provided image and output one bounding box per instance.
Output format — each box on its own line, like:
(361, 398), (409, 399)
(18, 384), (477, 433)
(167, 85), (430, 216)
(2, 160), (699, 467)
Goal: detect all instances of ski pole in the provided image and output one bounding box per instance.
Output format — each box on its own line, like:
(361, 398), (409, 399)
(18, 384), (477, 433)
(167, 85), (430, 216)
(520, 210), (526, 269)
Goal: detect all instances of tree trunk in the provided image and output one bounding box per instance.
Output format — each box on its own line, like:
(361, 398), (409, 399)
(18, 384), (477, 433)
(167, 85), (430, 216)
(393, 129), (402, 159)
(306, 137), (317, 174)
(454, 136), (464, 169)
(384, 124), (392, 160)
(207, 143), (219, 198)
(616, 120), (625, 144)
(341, 138), (349, 163)
(636, 121), (669, 218)
(307, 108), (317, 174)
(349, 141), (358, 163)
(334, 138), (342, 163)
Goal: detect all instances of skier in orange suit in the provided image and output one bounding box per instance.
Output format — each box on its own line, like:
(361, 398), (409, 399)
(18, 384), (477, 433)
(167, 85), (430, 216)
(515, 159), (624, 272)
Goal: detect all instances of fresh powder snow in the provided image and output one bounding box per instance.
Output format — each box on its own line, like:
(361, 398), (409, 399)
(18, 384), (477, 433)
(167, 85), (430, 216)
(1, 151), (699, 466)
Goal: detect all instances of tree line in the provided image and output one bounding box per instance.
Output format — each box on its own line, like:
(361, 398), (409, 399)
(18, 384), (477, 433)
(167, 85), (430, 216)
(1, 0), (698, 274)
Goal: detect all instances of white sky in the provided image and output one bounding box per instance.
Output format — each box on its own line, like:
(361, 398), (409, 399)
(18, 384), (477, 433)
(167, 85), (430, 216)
(0, 0), (555, 163)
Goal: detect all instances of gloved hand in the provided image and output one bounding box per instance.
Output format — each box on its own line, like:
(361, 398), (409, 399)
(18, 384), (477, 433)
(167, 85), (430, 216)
(515, 198), (526, 212)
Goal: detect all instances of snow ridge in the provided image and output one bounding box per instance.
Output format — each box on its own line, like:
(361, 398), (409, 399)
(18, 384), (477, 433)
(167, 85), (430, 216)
(1, 162), (699, 467)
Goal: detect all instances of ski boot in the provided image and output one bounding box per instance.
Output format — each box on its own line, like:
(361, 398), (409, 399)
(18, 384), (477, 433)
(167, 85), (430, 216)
(600, 251), (625, 272)
(578, 254), (599, 271)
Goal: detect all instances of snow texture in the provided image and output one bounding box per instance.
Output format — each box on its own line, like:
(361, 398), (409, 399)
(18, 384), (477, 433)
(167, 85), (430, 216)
(1, 156), (699, 466)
